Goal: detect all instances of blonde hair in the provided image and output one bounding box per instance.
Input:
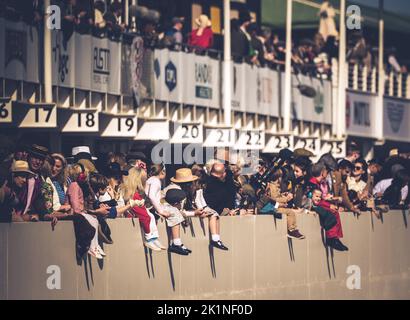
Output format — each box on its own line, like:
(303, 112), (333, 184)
(77, 159), (97, 174)
(121, 167), (146, 202)
(67, 164), (83, 181)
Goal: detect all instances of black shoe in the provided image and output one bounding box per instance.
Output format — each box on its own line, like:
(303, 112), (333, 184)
(211, 240), (229, 251)
(327, 238), (348, 251)
(181, 245), (192, 254)
(287, 229), (306, 240)
(168, 244), (189, 256)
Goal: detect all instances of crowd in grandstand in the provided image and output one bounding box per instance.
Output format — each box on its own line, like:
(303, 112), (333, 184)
(1, 0), (407, 78)
(1, 136), (409, 261)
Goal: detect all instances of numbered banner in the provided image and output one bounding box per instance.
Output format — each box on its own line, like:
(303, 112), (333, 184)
(384, 97), (410, 142)
(203, 127), (235, 147)
(99, 113), (137, 138)
(346, 91), (377, 138)
(234, 129), (265, 150)
(320, 139), (346, 159)
(294, 136), (320, 155)
(263, 134), (294, 154)
(51, 29), (75, 87)
(12, 102), (56, 128)
(58, 108), (99, 132)
(184, 54), (221, 108)
(0, 97), (12, 123)
(170, 122), (203, 144)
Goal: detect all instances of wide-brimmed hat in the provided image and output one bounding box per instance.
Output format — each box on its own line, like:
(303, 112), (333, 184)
(11, 160), (36, 176)
(126, 150), (147, 163)
(69, 146), (97, 162)
(105, 162), (128, 178)
(170, 168), (199, 184)
(195, 14), (211, 28)
(294, 148), (314, 158)
(28, 144), (49, 160)
(165, 188), (187, 205)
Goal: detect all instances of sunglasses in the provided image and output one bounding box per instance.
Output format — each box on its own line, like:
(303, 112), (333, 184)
(354, 166), (363, 171)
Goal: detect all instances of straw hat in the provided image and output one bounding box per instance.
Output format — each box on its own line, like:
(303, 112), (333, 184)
(389, 148), (399, 157)
(28, 144), (49, 160)
(11, 160), (36, 176)
(170, 168), (199, 183)
(195, 14), (211, 28)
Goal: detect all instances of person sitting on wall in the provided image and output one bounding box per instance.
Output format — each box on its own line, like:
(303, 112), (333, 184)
(163, 188), (193, 255)
(0, 160), (36, 223)
(310, 188), (348, 251)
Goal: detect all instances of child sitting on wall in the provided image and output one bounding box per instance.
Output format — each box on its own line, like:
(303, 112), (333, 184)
(164, 188), (192, 256)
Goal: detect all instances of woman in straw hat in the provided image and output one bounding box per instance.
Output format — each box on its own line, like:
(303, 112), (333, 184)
(188, 14), (213, 50)
(0, 160), (36, 222)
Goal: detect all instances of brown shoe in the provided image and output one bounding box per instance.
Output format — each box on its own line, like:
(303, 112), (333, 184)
(287, 229), (306, 240)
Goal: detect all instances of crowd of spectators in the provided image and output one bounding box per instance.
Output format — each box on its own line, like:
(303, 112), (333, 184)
(1, 136), (409, 260)
(1, 0), (408, 78)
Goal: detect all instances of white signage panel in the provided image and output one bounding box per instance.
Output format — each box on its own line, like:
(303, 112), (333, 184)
(203, 127), (235, 147)
(234, 129), (265, 150)
(170, 122), (204, 144)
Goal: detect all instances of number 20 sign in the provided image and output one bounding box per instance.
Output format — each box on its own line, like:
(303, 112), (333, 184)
(170, 123), (203, 144)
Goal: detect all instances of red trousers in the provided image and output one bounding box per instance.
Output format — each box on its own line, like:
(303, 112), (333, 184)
(130, 192), (151, 234)
(318, 200), (343, 239)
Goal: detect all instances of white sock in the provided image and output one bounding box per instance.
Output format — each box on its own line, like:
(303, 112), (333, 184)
(211, 234), (220, 242)
(173, 238), (182, 246)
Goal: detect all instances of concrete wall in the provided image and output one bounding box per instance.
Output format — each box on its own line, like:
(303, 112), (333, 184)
(1, 211), (410, 300)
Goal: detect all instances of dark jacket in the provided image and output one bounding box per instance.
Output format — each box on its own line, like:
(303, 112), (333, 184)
(204, 172), (236, 214)
(231, 28), (250, 60)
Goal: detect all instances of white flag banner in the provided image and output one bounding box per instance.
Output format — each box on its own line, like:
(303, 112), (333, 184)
(75, 33), (92, 90)
(108, 39), (121, 95)
(384, 98), (410, 142)
(244, 63), (259, 114)
(268, 69), (280, 117)
(290, 75), (331, 124)
(51, 30), (75, 87)
(91, 36), (109, 92)
(154, 49), (184, 103)
(184, 53), (220, 108)
(25, 24), (39, 83)
(258, 66), (275, 116)
(3, 20), (39, 82)
(229, 62), (246, 112)
(346, 91), (377, 138)
(300, 76), (331, 124)
(120, 37), (132, 96)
